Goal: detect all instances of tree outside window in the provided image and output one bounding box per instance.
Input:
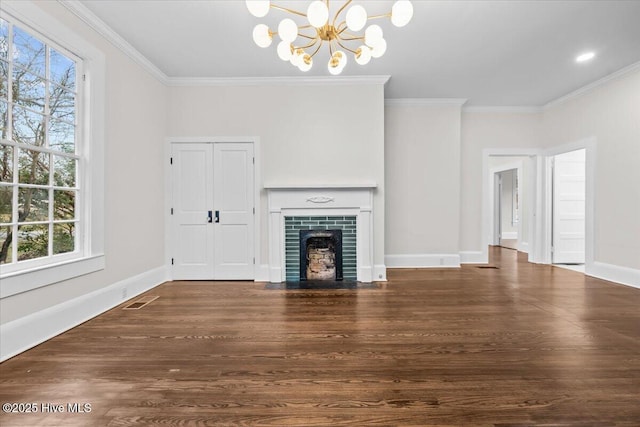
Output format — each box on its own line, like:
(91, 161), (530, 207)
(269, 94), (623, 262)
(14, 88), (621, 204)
(0, 18), (79, 266)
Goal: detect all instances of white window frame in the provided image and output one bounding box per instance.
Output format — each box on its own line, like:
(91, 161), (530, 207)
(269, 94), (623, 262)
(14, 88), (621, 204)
(0, 1), (105, 298)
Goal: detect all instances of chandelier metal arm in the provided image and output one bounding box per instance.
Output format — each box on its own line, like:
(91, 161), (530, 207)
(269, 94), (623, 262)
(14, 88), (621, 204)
(367, 12), (393, 21)
(309, 40), (324, 58)
(336, 39), (358, 55)
(270, 4), (307, 17)
(337, 34), (364, 42)
(296, 38), (320, 50)
(332, 0), (352, 27)
(298, 33), (317, 40)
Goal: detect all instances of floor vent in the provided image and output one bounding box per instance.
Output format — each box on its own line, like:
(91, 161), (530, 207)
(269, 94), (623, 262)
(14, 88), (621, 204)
(477, 266), (499, 269)
(123, 295), (159, 310)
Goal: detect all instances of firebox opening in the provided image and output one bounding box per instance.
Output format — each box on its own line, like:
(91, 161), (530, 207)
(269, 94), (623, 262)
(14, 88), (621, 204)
(300, 230), (343, 281)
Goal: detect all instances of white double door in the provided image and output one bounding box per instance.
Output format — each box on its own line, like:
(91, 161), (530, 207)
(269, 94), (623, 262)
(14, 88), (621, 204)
(171, 142), (254, 280)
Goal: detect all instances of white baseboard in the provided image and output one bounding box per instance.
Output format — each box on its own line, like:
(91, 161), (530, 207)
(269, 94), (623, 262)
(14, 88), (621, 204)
(269, 266), (282, 283)
(587, 261), (640, 289)
(255, 264), (270, 282)
(501, 232), (518, 240)
(385, 254), (461, 268)
(460, 251), (487, 264)
(518, 241), (529, 253)
(0, 266), (168, 362)
(373, 264), (387, 282)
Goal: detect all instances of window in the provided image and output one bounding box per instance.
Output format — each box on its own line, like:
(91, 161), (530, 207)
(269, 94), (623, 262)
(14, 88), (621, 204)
(0, 2), (105, 297)
(1, 17), (80, 270)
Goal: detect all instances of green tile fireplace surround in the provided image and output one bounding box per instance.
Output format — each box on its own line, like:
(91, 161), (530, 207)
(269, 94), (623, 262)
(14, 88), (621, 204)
(285, 216), (357, 281)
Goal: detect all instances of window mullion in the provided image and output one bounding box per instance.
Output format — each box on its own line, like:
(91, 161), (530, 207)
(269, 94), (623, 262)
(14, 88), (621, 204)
(9, 22), (17, 264)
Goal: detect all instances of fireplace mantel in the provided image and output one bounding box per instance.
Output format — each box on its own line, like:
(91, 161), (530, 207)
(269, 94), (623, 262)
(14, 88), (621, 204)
(266, 186), (375, 283)
(264, 183), (377, 189)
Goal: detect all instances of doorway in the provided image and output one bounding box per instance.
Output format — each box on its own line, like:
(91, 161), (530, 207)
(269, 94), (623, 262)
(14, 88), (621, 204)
(495, 168), (519, 250)
(552, 148), (586, 269)
(170, 141), (255, 280)
(489, 156), (530, 254)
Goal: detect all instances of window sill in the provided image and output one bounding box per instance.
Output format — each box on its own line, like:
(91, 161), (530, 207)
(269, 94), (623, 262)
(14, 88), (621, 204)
(0, 255), (105, 298)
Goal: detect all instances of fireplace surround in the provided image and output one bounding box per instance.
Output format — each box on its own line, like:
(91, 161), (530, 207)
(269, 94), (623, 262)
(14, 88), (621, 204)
(265, 184), (376, 283)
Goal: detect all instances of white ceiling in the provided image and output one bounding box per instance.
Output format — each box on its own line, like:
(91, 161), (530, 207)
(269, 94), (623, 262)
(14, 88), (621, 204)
(78, 0), (640, 106)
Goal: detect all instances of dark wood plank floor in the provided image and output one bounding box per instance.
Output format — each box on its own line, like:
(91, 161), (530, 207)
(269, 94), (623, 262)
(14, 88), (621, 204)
(1, 247), (639, 426)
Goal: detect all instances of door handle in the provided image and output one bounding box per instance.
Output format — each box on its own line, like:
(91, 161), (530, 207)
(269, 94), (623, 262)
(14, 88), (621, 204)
(207, 210), (213, 223)
(214, 210), (220, 223)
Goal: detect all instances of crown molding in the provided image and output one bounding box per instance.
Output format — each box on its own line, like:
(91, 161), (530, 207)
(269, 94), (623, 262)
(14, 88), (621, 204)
(385, 98), (468, 107)
(58, 0), (169, 84)
(543, 59), (640, 111)
(463, 106), (542, 114)
(167, 75), (391, 87)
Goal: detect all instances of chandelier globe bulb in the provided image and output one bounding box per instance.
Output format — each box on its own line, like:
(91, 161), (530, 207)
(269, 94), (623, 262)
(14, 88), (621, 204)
(370, 38), (387, 58)
(307, 1), (329, 27)
(355, 45), (372, 65)
(346, 5), (367, 32)
(246, 0), (270, 18)
(391, 0), (414, 27)
(252, 24), (272, 48)
(277, 41), (293, 61)
(278, 18), (298, 42)
(298, 54), (313, 71)
(364, 25), (383, 47)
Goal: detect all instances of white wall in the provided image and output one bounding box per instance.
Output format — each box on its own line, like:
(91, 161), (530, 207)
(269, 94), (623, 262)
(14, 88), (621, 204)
(460, 113), (542, 256)
(542, 68), (640, 271)
(167, 83), (386, 269)
(384, 102), (463, 266)
(0, 1), (168, 324)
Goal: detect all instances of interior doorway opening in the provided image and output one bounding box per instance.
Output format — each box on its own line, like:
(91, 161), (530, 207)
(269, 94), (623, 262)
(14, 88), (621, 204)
(488, 156), (531, 255)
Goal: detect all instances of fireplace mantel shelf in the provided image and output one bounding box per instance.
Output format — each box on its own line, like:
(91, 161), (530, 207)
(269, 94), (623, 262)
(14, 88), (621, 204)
(264, 183), (377, 189)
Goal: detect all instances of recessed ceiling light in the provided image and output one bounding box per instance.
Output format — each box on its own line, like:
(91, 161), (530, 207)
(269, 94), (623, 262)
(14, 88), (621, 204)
(576, 52), (595, 63)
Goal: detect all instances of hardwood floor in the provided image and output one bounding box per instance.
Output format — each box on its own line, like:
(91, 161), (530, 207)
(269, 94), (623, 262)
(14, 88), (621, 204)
(1, 247), (639, 426)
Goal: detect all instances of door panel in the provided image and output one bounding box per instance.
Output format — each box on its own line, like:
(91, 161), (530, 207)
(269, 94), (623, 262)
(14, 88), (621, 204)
(213, 143), (254, 279)
(172, 144), (214, 279)
(553, 149), (586, 264)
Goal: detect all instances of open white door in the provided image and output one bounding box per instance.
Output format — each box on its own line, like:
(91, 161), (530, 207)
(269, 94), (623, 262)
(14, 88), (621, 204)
(171, 142), (255, 280)
(552, 149), (586, 264)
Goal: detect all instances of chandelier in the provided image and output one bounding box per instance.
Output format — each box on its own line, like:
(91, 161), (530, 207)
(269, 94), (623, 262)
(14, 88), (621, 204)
(246, 0), (413, 75)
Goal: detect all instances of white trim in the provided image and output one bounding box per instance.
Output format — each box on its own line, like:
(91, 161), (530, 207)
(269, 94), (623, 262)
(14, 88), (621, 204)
(165, 137), (261, 281)
(489, 160), (525, 246)
(0, 0), (106, 295)
(264, 183), (377, 189)
(544, 60), (640, 111)
(463, 106), (542, 114)
(460, 251), (487, 264)
(0, 266), (168, 362)
(255, 264), (270, 282)
(0, 255), (104, 298)
(267, 188), (375, 283)
(482, 149), (541, 265)
(501, 231), (518, 240)
(588, 262), (640, 290)
(168, 75), (390, 87)
(58, 0), (169, 84)
(385, 98), (468, 107)
(385, 254), (461, 268)
(373, 264), (387, 281)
